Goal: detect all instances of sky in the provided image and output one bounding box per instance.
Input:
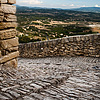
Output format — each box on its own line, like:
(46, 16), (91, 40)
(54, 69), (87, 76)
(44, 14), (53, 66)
(16, 0), (100, 9)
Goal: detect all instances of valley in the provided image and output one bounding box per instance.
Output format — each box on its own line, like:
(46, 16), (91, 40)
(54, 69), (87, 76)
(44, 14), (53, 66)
(16, 6), (100, 43)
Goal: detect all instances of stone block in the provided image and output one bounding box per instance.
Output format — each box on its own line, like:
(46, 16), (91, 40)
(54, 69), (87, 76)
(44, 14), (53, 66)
(1, 4), (16, 14)
(0, 9), (4, 21)
(0, 51), (19, 64)
(76, 36), (81, 41)
(0, 29), (17, 40)
(4, 14), (17, 22)
(0, 51), (2, 57)
(93, 35), (99, 40)
(64, 38), (69, 43)
(0, 15), (4, 21)
(0, 12), (3, 16)
(1, 49), (9, 56)
(0, 0), (7, 3)
(69, 37), (74, 42)
(0, 22), (17, 29)
(0, 37), (19, 49)
(7, 46), (18, 52)
(7, 0), (16, 4)
(0, 7), (2, 12)
(3, 58), (17, 68)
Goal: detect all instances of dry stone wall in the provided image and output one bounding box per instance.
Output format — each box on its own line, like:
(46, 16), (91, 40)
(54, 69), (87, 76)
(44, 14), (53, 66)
(19, 34), (100, 58)
(0, 0), (19, 68)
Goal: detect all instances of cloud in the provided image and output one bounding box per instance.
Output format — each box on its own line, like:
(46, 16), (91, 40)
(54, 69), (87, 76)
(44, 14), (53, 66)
(81, 5), (86, 7)
(95, 5), (100, 7)
(62, 4), (66, 7)
(70, 4), (74, 7)
(62, 4), (75, 7)
(61, 4), (89, 9)
(17, 0), (43, 6)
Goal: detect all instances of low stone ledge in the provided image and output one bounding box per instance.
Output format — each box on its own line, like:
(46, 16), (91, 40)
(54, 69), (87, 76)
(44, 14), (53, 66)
(0, 51), (19, 64)
(19, 34), (100, 58)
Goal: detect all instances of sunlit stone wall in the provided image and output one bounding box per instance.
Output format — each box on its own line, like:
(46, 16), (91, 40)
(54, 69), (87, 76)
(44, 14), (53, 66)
(0, 0), (19, 68)
(19, 34), (100, 58)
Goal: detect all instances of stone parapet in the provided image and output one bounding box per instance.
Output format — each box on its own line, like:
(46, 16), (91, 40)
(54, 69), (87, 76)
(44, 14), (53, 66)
(19, 34), (100, 58)
(0, 0), (19, 68)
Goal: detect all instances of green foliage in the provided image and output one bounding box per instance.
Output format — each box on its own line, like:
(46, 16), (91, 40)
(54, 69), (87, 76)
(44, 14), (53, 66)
(16, 6), (98, 43)
(18, 35), (41, 43)
(30, 38), (41, 42)
(17, 27), (25, 33)
(42, 21), (50, 24)
(16, 6), (100, 22)
(18, 35), (30, 43)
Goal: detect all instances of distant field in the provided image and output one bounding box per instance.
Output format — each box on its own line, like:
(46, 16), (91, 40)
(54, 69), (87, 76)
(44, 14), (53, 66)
(92, 27), (100, 33)
(16, 6), (100, 43)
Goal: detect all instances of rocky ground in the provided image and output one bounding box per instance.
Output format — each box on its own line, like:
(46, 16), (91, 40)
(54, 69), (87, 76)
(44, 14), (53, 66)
(0, 56), (100, 100)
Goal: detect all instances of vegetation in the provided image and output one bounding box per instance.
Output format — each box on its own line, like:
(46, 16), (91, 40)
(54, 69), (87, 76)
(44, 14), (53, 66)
(18, 35), (41, 43)
(16, 6), (100, 43)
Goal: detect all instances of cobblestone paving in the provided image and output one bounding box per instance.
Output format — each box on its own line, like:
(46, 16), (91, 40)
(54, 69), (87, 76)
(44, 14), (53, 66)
(0, 57), (100, 100)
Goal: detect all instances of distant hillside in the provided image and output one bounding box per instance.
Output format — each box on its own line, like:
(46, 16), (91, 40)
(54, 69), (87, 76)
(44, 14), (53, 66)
(71, 7), (100, 13)
(16, 5), (100, 13)
(16, 5), (100, 22)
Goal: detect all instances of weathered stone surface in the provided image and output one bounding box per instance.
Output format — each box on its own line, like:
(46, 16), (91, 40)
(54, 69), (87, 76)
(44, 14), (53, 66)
(1, 4), (16, 14)
(0, 10), (4, 21)
(0, 46), (18, 56)
(0, 77), (3, 81)
(0, 94), (9, 100)
(0, 16), (3, 21)
(0, 37), (19, 49)
(0, 22), (17, 29)
(7, 0), (16, 4)
(1, 85), (20, 92)
(19, 34), (100, 58)
(0, 51), (2, 57)
(0, 7), (2, 12)
(30, 83), (43, 91)
(0, 0), (7, 3)
(3, 58), (18, 68)
(30, 93), (44, 99)
(4, 14), (17, 22)
(0, 12), (3, 15)
(0, 51), (19, 64)
(23, 96), (35, 100)
(0, 29), (17, 40)
(7, 90), (20, 98)
(0, 57), (100, 99)
(0, 0), (18, 68)
(8, 46), (18, 52)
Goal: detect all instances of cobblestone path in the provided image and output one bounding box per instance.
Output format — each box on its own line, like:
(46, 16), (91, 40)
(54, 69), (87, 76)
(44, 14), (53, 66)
(0, 57), (100, 100)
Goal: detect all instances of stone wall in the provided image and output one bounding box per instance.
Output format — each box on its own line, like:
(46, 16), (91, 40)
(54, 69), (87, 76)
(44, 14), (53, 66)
(19, 34), (100, 58)
(0, 0), (19, 68)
